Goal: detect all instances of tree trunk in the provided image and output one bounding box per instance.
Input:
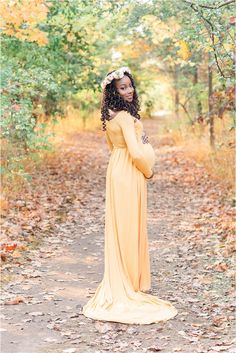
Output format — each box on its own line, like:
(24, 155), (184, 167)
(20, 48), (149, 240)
(173, 64), (179, 118)
(208, 52), (215, 148)
(193, 66), (203, 118)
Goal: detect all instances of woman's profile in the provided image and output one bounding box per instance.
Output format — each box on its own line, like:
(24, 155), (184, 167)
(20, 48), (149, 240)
(82, 67), (178, 324)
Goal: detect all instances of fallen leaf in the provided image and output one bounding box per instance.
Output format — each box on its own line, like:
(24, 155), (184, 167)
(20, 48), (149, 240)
(4, 296), (25, 305)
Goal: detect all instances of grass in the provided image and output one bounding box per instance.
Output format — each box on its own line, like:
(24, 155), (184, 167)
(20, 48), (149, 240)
(160, 114), (235, 192)
(45, 106), (101, 145)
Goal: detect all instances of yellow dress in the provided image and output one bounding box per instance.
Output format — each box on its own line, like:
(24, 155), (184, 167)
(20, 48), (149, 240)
(82, 110), (178, 324)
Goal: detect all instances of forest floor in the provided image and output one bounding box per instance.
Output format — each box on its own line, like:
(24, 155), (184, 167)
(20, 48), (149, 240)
(1, 118), (235, 353)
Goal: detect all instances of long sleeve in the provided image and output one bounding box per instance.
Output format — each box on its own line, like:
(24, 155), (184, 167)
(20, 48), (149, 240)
(117, 111), (153, 178)
(105, 130), (113, 152)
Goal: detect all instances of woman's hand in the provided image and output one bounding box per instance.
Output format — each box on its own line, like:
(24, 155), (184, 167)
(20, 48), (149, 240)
(141, 131), (149, 144)
(145, 169), (154, 179)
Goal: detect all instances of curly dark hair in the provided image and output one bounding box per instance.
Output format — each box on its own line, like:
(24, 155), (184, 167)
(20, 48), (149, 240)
(100, 70), (141, 131)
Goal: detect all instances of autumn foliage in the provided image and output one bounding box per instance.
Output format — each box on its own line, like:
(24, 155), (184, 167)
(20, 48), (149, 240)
(0, 0), (49, 45)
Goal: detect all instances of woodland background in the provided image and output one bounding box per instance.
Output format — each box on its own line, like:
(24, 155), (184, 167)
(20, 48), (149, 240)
(0, 1), (235, 352)
(1, 0), (235, 189)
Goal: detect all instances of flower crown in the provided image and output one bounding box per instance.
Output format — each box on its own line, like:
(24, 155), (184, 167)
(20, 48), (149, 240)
(101, 66), (131, 90)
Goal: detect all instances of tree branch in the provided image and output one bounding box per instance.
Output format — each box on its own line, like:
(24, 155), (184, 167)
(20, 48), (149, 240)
(183, 0), (235, 10)
(182, 0), (226, 77)
(218, 0), (235, 9)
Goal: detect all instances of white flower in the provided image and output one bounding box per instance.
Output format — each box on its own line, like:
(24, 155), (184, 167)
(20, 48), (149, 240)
(101, 66), (131, 90)
(113, 72), (119, 79)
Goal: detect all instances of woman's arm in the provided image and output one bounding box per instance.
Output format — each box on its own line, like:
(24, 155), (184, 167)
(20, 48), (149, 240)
(105, 131), (113, 152)
(117, 111), (153, 178)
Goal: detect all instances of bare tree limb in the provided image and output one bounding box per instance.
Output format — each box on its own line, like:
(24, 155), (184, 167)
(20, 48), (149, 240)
(183, 0), (235, 10)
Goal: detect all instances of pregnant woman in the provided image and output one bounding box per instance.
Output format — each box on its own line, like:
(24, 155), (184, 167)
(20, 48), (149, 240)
(82, 67), (178, 324)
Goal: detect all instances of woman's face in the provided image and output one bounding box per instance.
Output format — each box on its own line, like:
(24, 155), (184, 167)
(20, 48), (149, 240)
(115, 75), (134, 103)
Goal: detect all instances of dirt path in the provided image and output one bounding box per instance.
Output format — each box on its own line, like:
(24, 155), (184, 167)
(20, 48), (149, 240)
(1, 119), (235, 353)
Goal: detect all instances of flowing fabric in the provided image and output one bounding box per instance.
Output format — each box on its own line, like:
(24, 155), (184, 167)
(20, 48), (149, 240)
(82, 111), (178, 324)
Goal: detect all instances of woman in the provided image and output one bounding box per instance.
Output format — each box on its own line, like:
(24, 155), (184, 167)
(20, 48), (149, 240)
(82, 67), (178, 324)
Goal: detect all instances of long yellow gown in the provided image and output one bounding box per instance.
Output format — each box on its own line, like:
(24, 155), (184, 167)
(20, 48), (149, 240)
(82, 110), (178, 324)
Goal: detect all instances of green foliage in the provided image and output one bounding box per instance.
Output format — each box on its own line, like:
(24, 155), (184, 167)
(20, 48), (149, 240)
(1, 0), (104, 184)
(1, 54), (57, 148)
(1, 0), (234, 186)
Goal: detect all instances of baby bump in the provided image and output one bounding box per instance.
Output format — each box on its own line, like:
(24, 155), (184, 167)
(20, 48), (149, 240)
(138, 141), (156, 169)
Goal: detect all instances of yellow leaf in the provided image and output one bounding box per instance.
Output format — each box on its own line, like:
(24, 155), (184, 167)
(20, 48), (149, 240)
(0, 0), (48, 46)
(177, 40), (191, 60)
